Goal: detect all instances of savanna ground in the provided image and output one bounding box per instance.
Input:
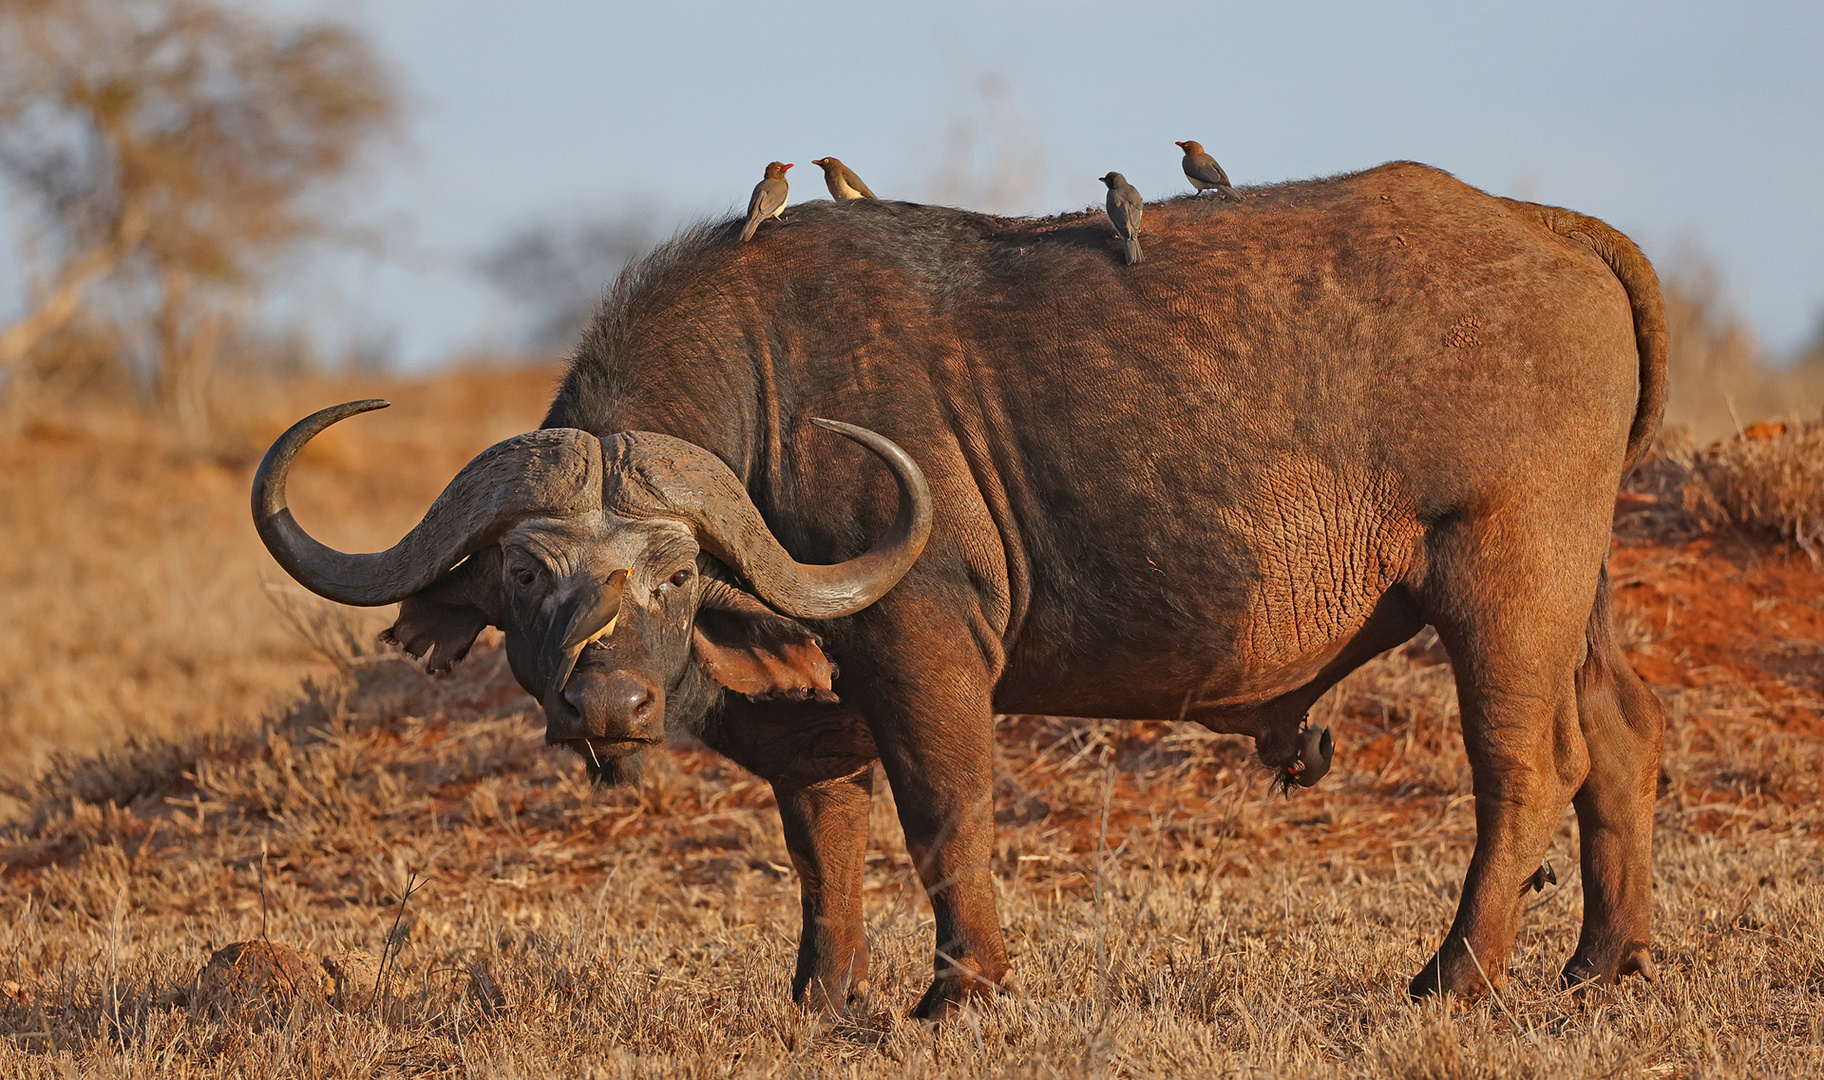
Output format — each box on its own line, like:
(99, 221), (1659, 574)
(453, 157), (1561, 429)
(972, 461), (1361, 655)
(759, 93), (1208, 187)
(0, 368), (1821, 1078)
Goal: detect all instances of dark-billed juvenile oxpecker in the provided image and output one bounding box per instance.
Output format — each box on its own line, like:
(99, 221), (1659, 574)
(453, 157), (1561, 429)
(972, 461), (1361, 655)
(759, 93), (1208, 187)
(740, 161), (793, 242)
(1099, 172), (1144, 265)
(1176, 140), (1242, 201)
(1276, 722), (1333, 793)
(811, 157), (876, 200)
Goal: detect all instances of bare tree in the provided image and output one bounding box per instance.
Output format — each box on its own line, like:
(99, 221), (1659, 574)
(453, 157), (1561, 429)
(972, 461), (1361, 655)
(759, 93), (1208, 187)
(475, 214), (655, 354)
(0, 0), (398, 423)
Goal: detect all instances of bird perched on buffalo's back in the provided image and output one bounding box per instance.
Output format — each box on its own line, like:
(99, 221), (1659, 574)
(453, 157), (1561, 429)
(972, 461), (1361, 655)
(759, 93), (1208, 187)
(740, 162), (793, 242)
(1175, 140), (1242, 201)
(1099, 172), (1144, 266)
(811, 157), (876, 200)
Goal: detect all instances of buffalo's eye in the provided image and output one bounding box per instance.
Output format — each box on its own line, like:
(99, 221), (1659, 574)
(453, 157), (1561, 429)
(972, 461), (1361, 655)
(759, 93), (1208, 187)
(513, 567), (537, 588)
(667, 568), (691, 589)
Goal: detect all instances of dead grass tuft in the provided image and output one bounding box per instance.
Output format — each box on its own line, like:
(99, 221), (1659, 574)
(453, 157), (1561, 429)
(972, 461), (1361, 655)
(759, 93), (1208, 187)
(1622, 415), (1824, 560)
(1678, 414), (1824, 558)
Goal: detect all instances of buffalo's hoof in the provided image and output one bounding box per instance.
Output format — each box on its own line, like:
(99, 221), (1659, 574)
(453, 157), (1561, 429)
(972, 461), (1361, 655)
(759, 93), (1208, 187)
(1621, 946), (1658, 982)
(795, 977), (868, 1015)
(1408, 957), (1444, 1001)
(1408, 949), (1492, 1002)
(910, 966), (1002, 1020)
(1560, 954), (1603, 989)
(1562, 942), (1656, 990)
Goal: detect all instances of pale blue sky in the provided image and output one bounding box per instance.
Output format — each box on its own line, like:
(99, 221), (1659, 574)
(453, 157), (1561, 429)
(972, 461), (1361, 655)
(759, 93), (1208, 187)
(19, 1), (1824, 367)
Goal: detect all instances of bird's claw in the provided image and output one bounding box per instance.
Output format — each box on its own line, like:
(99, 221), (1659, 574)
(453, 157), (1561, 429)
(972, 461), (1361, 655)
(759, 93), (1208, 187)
(1521, 860), (1557, 896)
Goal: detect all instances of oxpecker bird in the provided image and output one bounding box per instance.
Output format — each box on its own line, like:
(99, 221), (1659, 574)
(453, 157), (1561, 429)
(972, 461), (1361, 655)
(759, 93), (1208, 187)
(1175, 140), (1242, 201)
(811, 157), (877, 200)
(740, 162), (793, 242)
(1100, 172), (1144, 266)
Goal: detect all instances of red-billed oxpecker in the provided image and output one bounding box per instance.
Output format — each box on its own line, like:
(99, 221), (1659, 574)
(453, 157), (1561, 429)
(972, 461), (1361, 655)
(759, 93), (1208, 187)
(1176, 140), (1242, 201)
(740, 161), (793, 242)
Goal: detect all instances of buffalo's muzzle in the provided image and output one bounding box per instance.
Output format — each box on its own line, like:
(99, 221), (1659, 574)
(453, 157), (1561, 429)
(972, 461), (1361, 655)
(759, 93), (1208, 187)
(545, 669), (662, 746)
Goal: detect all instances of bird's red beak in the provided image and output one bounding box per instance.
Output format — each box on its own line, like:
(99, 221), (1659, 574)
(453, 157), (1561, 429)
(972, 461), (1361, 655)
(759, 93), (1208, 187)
(1174, 141), (1186, 148)
(783, 163), (795, 172)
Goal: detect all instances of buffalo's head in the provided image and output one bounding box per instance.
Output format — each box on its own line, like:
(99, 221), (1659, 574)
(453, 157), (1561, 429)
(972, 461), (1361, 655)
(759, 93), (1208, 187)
(251, 400), (929, 781)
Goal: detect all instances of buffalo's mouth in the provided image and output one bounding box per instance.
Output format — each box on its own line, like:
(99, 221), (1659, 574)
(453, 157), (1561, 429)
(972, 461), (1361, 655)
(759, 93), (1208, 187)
(566, 736), (654, 763)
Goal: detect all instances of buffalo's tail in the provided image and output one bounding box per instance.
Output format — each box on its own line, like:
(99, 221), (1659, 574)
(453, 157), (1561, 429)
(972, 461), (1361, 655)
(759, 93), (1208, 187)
(1530, 204), (1669, 471)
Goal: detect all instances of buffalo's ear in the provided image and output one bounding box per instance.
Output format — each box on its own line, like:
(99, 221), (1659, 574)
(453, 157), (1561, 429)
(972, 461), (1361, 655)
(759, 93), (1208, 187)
(380, 549), (504, 674)
(691, 580), (837, 702)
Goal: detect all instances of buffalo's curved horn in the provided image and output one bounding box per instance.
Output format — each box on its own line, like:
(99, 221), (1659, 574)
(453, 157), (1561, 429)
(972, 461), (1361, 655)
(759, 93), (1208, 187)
(607, 419), (932, 620)
(252, 400), (604, 606)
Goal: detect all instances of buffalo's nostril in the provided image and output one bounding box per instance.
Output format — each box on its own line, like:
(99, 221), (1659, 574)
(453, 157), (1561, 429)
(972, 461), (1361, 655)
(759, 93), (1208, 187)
(562, 671), (658, 738)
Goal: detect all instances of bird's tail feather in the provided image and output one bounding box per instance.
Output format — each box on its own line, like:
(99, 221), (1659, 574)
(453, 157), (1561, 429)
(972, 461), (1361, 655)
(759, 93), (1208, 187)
(1124, 236), (1143, 265)
(739, 214), (761, 242)
(1218, 184), (1242, 202)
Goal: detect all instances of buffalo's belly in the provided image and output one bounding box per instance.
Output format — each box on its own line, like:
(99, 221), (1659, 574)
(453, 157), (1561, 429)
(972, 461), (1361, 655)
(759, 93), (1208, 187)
(989, 602), (1376, 725)
(990, 480), (1422, 724)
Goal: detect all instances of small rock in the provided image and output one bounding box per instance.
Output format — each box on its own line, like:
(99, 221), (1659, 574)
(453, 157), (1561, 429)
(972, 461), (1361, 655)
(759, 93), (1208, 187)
(195, 941), (331, 1010)
(321, 950), (384, 1011)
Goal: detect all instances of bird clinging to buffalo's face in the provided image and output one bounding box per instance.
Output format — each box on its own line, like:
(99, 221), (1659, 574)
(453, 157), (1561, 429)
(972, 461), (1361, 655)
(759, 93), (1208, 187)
(740, 161), (793, 241)
(1176, 139), (1242, 201)
(811, 156), (876, 200)
(1099, 171), (1145, 265)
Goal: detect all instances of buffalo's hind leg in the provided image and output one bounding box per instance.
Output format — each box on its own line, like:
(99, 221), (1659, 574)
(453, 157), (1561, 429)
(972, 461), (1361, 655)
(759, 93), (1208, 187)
(1408, 519), (1598, 1000)
(1565, 565), (1663, 987)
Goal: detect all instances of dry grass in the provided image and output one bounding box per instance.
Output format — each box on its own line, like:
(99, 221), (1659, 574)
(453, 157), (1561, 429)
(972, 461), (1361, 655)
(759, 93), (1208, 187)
(0, 624), (1818, 1077)
(1622, 416), (1824, 565)
(0, 366), (558, 779)
(1677, 416), (1824, 559)
(0, 366), (1820, 1075)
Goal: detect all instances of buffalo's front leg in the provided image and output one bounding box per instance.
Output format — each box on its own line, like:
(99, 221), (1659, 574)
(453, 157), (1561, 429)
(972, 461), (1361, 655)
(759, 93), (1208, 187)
(849, 607), (1007, 1019)
(699, 700), (878, 1011)
(775, 766), (874, 1008)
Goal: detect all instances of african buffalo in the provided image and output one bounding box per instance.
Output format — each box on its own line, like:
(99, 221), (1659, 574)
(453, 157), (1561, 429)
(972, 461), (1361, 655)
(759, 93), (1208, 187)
(253, 161), (1667, 1016)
